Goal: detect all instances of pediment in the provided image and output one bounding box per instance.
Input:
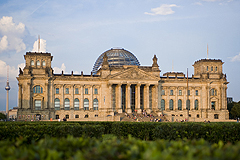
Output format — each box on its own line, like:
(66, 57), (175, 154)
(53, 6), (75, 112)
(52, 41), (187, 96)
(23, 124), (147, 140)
(108, 67), (159, 80)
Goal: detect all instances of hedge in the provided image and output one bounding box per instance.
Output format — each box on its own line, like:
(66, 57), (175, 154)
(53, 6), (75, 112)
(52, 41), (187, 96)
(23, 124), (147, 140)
(0, 136), (240, 160)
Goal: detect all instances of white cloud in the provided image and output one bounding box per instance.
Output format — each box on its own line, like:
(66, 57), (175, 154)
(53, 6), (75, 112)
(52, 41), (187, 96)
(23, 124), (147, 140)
(0, 35), (8, 51)
(0, 60), (24, 83)
(202, 0), (219, 2)
(32, 38), (47, 52)
(144, 4), (179, 16)
(0, 16), (26, 53)
(53, 63), (66, 74)
(230, 53), (240, 62)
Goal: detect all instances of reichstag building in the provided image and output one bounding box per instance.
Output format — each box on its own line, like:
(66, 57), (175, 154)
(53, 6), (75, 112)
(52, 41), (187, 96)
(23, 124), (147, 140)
(17, 48), (229, 121)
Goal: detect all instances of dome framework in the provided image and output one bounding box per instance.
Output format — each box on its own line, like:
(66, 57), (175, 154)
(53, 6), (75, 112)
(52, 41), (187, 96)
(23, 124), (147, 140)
(92, 48), (140, 74)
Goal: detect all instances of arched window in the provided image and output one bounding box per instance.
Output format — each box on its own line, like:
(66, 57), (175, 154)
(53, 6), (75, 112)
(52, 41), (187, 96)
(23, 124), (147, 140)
(42, 61), (46, 66)
(74, 98), (79, 110)
(54, 98), (60, 110)
(33, 85), (43, 93)
(215, 66), (217, 71)
(84, 98), (89, 110)
(31, 60), (34, 66)
(161, 99), (165, 110)
(211, 66), (213, 71)
(37, 60), (40, 66)
(93, 98), (98, 110)
(169, 99), (173, 110)
(195, 99), (199, 110)
(186, 99), (190, 110)
(178, 99), (182, 110)
(64, 98), (70, 110)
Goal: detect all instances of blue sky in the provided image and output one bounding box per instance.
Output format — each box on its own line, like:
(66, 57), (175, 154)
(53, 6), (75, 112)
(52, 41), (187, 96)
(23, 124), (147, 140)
(0, 0), (239, 111)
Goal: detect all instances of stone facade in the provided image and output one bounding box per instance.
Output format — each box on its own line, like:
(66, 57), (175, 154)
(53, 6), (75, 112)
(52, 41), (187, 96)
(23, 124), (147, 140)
(17, 49), (229, 121)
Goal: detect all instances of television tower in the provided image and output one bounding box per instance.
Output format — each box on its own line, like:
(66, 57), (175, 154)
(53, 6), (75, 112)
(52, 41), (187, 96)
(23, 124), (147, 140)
(5, 66), (10, 120)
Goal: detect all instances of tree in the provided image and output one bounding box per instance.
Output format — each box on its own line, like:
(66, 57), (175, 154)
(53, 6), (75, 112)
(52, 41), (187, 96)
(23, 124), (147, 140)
(0, 113), (6, 120)
(230, 102), (240, 119)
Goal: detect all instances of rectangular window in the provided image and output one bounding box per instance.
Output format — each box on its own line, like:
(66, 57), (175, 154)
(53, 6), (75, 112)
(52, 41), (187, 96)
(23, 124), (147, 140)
(188, 90), (190, 95)
(179, 90), (182, 95)
(75, 88), (79, 94)
(65, 88), (69, 94)
(85, 88), (88, 94)
(161, 90), (165, 95)
(56, 88), (59, 94)
(94, 88), (98, 94)
(170, 90), (173, 95)
(35, 100), (41, 110)
(195, 90), (198, 96)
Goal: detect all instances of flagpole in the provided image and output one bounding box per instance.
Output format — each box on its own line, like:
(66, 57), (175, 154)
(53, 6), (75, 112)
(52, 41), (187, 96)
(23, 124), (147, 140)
(187, 68), (189, 122)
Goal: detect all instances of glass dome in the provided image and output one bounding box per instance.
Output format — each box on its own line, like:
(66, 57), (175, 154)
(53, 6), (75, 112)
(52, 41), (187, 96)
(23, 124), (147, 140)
(92, 48), (140, 74)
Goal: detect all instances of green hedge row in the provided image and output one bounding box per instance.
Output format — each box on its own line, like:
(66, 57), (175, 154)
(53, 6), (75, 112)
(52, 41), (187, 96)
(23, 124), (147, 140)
(0, 124), (104, 142)
(1, 122), (240, 144)
(1, 135), (240, 160)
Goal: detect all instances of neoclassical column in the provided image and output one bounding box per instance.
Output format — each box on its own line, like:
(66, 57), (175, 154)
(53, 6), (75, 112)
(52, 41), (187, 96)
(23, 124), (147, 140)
(62, 84), (65, 110)
(135, 83), (141, 113)
(153, 84), (158, 111)
(45, 83), (48, 109)
(144, 84), (150, 112)
(72, 84), (75, 110)
(126, 83), (131, 113)
(18, 83), (22, 109)
(108, 83), (112, 111)
(116, 83), (122, 113)
(27, 82), (31, 109)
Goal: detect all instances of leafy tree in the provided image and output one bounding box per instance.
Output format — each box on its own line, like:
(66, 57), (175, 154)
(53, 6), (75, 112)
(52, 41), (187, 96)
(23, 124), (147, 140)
(0, 113), (6, 120)
(230, 102), (240, 119)
(227, 102), (235, 119)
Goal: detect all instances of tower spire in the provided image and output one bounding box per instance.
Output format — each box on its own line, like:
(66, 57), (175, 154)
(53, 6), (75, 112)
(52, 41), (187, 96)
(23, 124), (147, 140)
(5, 65), (10, 120)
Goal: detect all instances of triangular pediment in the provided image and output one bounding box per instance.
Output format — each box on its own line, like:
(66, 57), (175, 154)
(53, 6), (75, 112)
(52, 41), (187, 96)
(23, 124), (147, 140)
(107, 67), (159, 80)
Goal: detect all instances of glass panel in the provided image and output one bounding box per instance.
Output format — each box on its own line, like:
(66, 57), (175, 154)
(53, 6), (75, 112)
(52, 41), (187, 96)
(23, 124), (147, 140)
(85, 88), (88, 94)
(55, 98), (60, 110)
(178, 99), (182, 110)
(42, 61), (45, 66)
(161, 99), (165, 110)
(195, 90), (198, 96)
(179, 90), (182, 95)
(31, 60), (34, 66)
(56, 88), (59, 94)
(161, 90), (165, 95)
(84, 99), (89, 110)
(65, 88), (69, 94)
(195, 100), (199, 110)
(169, 99), (173, 110)
(94, 88), (98, 94)
(170, 90), (173, 95)
(93, 98), (98, 110)
(37, 60), (40, 66)
(64, 98), (70, 110)
(75, 88), (79, 94)
(186, 99), (190, 110)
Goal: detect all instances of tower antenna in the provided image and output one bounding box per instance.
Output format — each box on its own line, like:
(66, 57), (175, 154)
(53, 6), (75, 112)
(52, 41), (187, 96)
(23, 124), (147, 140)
(5, 65), (10, 120)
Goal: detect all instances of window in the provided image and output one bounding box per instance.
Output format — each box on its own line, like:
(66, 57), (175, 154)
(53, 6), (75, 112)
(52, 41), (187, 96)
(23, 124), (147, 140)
(93, 98), (98, 110)
(85, 88), (88, 94)
(161, 90), (165, 95)
(84, 98), (89, 110)
(42, 61), (45, 66)
(170, 90), (173, 95)
(65, 88), (69, 94)
(75, 88), (79, 94)
(179, 90), (182, 96)
(197, 114), (199, 118)
(31, 60), (34, 66)
(211, 101), (215, 110)
(74, 98), (79, 110)
(66, 115), (69, 119)
(33, 85), (43, 93)
(187, 90), (190, 95)
(56, 115), (59, 119)
(35, 100), (41, 110)
(37, 60), (40, 66)
(56, 88), (59, 94)
(215, 66), (217, 71)
(186, 99), (190, 110)
(54, 98), (60, 110)
(211, 66), (213, 71)
(64, 98), (70, 110)
(178, 99), (182, 110)
(161, 99), (165, 110)
(75, 115), (79, 118)
(210, 89), (217, 96)
(214, 114), (219, 119)
(195, 90), (198, 96)
(169, 99), (173, 110)
(95, 115), (98, 117)
(94, 88), (98, 94)
(207, 66), (208, 71)
(195, 99), (199, 110)
(84, 115), (88, 118)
